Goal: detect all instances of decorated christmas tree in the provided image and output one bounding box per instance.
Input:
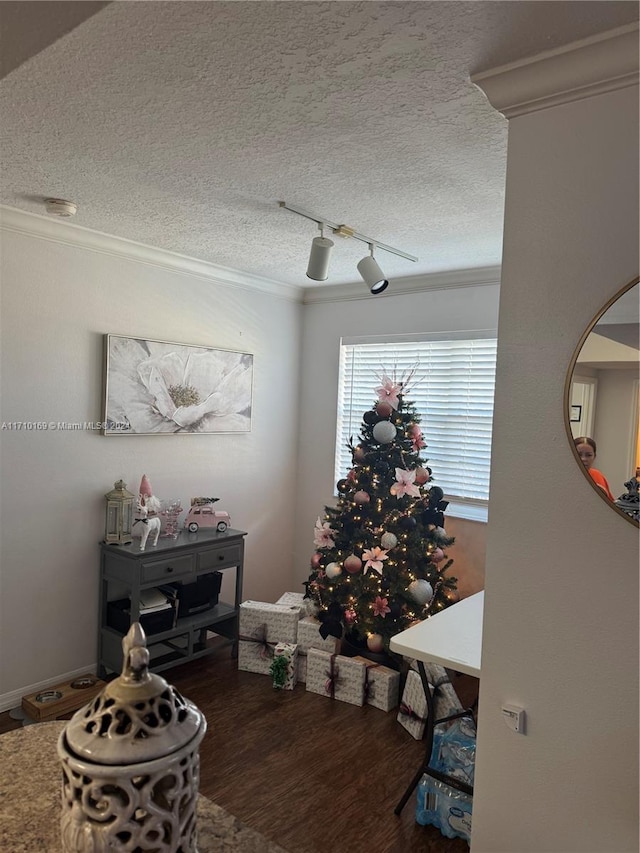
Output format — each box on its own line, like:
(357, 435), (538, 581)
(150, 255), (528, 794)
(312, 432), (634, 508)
(305, 369), (457, 656)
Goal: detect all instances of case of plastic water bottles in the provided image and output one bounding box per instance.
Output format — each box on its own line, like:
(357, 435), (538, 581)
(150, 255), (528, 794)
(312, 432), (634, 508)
(415, 717), (476, 844)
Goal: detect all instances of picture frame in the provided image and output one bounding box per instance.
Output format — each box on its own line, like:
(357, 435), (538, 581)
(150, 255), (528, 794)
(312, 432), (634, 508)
(570, 404), (582, 423)
(103, 335), (253, 435)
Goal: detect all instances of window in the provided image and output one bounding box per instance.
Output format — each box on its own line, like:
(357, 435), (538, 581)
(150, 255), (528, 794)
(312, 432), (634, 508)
(335, 333), (497, 521)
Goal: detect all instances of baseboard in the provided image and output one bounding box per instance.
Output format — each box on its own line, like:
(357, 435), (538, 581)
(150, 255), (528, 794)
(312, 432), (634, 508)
(0, 664), (99, 713)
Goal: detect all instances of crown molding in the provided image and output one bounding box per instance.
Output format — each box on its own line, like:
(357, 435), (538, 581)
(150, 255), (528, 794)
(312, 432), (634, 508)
(0, 205), (303, 303)
(302, 265), (501, 304)
(472, 22), (639, 119)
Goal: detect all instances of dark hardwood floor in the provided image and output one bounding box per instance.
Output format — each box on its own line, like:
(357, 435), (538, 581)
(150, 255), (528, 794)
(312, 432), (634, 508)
(0, 643), (478, 852)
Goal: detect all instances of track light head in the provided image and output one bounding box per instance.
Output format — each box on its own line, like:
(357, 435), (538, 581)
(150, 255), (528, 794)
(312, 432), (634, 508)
(306, 235), (334, 281)
(357, 252), (389, 295)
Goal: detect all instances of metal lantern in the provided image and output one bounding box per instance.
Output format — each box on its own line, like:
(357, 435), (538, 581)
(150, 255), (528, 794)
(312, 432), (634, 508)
(104, 479), (135, 545)
(58, 623), (207, 852)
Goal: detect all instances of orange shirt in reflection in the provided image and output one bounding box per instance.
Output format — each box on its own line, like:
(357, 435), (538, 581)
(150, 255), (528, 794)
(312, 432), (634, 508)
(588, 468), (615, 501)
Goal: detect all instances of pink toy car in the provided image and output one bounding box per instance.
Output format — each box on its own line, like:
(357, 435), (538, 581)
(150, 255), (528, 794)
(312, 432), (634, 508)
(184, 503), (231, 533)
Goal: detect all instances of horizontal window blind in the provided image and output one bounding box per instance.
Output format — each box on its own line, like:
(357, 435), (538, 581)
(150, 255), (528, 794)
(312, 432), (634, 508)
(336, 337), (497, 502)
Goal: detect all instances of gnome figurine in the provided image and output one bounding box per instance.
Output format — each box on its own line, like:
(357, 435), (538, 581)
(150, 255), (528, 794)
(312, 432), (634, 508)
(139, 474), (161, 515)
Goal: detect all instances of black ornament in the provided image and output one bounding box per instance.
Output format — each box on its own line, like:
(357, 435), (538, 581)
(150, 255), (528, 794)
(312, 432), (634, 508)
(318, 602), (344, 640)
(399, 515), (417, 531)
(388, 600), (403, 618)
(336, 479), (350, 494)
(362, 411), (380, 426)
(428, 486), (444, 506)
(373, 459), (391, 476)
(421, 508), (442, 526)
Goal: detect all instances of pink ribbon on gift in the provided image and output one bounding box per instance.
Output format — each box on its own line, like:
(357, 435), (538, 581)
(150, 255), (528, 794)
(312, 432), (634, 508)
(238, 623), (274, 659)
(324, 654), (343, 699)
(363, 662), (381, 701)
(398, 701), (426, 723)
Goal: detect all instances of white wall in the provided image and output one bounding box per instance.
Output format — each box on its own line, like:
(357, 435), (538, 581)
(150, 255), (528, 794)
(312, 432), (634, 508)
(294, 278), (500, 586)
(0, 219), (302, 704)
(592, 368), (638, 490)
(471, 40), (639, 853)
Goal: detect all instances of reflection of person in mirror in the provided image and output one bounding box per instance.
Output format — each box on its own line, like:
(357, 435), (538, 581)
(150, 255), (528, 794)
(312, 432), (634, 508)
(574, 436), (615, 501)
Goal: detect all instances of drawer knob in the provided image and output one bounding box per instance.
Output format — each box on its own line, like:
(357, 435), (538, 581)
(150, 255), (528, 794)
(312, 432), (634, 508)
(166, 566), (174, 573)
(218, 554), (224, 560)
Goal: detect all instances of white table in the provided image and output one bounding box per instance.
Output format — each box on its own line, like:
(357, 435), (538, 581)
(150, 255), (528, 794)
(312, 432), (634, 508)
(390, 590), (483, 677)
(389, 591), (484, 814)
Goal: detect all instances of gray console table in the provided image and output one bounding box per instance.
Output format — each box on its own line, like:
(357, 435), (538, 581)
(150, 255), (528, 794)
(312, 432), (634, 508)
(98, 528), (246, 678)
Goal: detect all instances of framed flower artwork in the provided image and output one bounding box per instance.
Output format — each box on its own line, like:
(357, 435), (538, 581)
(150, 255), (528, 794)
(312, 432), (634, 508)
(103, 335), (253, 434)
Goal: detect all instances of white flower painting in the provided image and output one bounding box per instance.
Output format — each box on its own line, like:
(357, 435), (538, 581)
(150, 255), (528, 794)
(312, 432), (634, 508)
(103, 336), (253, 434)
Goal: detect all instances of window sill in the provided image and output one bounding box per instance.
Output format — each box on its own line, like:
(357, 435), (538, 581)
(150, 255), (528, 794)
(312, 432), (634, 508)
(446, 501), (488, 524)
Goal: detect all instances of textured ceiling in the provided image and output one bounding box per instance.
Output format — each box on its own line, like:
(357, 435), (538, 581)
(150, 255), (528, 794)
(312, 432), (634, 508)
(1, 1), (638, 290)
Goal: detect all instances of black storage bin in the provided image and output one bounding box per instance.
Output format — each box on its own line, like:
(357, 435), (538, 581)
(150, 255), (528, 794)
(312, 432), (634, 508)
(162, 572), (223, 618)
(107, 598), (176, 635)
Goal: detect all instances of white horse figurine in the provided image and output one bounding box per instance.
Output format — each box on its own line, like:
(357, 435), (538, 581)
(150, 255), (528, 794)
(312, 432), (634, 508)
(134, 496), (161, 551)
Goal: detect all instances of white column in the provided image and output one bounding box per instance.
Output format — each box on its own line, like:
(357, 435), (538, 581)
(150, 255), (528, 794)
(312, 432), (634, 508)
(471, 24), (639, 853)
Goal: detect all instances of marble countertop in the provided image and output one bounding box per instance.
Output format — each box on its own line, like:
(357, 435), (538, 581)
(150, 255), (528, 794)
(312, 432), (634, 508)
(0, 721), (288, 853)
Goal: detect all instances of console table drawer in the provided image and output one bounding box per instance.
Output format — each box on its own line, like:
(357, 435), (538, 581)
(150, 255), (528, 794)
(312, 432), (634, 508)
(141, 553), (195, 583)
(198, 543), (242, 571)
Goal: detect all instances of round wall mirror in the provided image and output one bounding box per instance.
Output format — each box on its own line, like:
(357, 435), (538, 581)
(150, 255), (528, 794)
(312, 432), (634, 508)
(565, 276), (639, 526)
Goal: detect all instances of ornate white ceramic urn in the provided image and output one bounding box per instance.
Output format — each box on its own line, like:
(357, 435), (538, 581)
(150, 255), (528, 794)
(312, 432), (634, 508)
(57, 623), (207, 852)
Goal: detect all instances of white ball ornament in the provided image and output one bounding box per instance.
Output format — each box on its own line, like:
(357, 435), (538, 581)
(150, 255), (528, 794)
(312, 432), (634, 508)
(408, 579), (434, 605)
(433, 526), (448, 541)
(372, 420), (397, 444)
(325, 562), (342, 579)
(380, 532), (398, 550)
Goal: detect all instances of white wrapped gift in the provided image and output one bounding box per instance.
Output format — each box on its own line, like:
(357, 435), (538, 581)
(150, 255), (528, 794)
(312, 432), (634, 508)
(271, 642), (298, 690)
(352, 656), (400, 712)
(296, 616), (341, 656)
(397, 669), (429, 739)
(305, 648), (366, 707)
(409, 660), (464, 721)
(296, 653), (307, 683)
(238, 600), (300, 675)
(275, 592), (307, 618)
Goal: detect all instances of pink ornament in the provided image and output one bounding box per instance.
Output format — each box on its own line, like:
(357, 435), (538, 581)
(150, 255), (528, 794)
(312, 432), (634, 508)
(375, 400), (393, 418)
(345, 608), (357, 624)
(367, 633), (384, 653)
(431, 548), (445, 563)
(414, 467), (430, 485)
(372, 596), (391, 618)
(311, 552), (323, 568)
(344, 555), (363, 574)
(408, 423), (426, 451)
(347, 468), (358, 482)
(374, 375), (402, 409)
(354, 490), (370, 505)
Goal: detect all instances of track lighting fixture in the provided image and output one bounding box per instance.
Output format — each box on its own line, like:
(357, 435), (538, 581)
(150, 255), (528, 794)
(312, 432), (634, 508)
(306, 225), (334, 281)
(279, 201), (417, 293)
(357, 244), (388, 295)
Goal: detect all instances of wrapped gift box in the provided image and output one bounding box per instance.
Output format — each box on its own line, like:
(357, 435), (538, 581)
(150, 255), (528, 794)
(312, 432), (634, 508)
(352, 656), (400, 712)
(306, 648), (366, 707)
(397, 669), (429, 739)
(410, 660), (464, 721)
(297, 653), (307, 683)
(271, 642), (298, 690)
(238, 600), (301, 675)
(296, 616), (341, 656)
(275, 592), (307, 617)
